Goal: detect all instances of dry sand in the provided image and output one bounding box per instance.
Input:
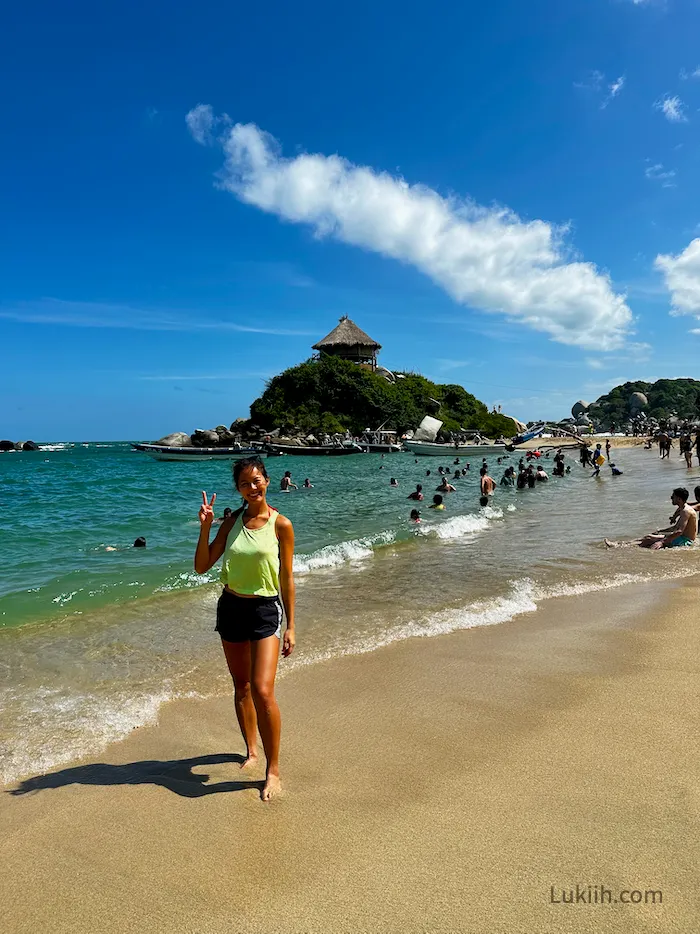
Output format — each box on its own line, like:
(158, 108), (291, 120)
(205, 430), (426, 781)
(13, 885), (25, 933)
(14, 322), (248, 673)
(2, 578), (699, 934)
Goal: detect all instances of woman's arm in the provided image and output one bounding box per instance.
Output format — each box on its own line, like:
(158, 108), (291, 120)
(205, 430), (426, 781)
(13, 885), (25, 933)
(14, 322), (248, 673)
(194, 522), (232, 574)
(277, 515), (296, 656)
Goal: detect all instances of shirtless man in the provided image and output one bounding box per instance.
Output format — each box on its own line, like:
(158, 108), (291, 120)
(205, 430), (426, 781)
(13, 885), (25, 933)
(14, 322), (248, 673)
(280, 471), (298, 491)
(605, 487), (698, 549)
(480, 466), (496, 496)
(436, 477), (456, 493)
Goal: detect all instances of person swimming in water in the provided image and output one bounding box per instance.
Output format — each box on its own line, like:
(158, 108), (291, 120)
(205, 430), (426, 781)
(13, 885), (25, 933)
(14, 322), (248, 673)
(407, 484), (424, 501)
(390, 477), (398, 487)
(409, 509), (421, 523)
(280, 471), (297, 492)
(429, 494), (446, 510)
(302, 478), (313, 488)
(436, 477), (456, 493)
(480, 467), (496, 496)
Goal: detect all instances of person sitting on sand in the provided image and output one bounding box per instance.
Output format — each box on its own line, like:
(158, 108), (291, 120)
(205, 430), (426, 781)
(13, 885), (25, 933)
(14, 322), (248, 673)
(429, 494), (446, 511)
(280, 471), (297, 492)
(407, 484), (424, 501)
(436, 478), (456, 493)
(194, 459), (295, 801)
(535, 465), (548, 482)
(480, 467), (496, 496)
(409, 509), (421, 523)
(605, 487), (698, 550)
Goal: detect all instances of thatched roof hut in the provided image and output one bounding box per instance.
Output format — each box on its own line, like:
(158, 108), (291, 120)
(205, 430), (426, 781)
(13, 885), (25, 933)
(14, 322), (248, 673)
(312, 316), (381, 369)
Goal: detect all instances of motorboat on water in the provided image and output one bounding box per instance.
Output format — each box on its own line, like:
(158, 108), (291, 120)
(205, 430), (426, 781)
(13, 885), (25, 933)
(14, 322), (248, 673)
(132, 443), (266, 462)
(403, 439), (507, 457)
(357, 429), (403, 453)
(403, 416), (506, 457)
(255, 441), (364, 456)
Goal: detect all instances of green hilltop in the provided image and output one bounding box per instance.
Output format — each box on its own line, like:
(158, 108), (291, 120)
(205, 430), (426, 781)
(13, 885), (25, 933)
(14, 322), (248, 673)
(589, 378), (700, 426)
(249, 355), (516, 438)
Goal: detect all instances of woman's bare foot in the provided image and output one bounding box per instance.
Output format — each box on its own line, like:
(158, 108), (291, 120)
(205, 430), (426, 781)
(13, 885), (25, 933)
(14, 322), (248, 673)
(261, 773), (282, 801)
(239, 751), (258, 770)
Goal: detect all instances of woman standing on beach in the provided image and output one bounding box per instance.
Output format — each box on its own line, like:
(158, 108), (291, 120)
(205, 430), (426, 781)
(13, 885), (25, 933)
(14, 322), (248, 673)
(194, 457), (295, 801)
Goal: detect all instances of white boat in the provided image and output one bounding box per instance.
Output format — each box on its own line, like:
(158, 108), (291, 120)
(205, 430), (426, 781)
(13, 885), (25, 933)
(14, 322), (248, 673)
(404, 415), (505, 457)
(132, 443), (266, 462)
(403, 439), (506, 457)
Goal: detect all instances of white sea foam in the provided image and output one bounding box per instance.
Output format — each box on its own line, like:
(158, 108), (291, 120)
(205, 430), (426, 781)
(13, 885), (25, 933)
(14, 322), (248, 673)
(294, 530), (396, 573)
(38, 443), (71, 451)
(418, 505), (504, 541)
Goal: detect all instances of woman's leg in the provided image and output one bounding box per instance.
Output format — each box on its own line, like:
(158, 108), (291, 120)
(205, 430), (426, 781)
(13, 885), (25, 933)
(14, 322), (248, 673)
(251, 635), (282, 800)
(221, 639), (258, 768)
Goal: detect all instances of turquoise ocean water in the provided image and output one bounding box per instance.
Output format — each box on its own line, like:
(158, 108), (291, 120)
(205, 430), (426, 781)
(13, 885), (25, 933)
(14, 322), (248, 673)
(1, 441), (699, 785)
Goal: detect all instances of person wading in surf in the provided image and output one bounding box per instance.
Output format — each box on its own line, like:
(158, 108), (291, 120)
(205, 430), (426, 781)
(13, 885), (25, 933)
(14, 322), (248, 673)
(194, 457), (295, 801)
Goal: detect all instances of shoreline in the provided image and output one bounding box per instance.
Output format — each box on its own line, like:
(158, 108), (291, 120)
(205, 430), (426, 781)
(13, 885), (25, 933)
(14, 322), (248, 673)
(2, 573), (699, 933)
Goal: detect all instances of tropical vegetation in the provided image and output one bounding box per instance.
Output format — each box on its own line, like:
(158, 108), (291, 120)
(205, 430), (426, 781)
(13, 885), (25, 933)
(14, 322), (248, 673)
(249, 356), (516, 437)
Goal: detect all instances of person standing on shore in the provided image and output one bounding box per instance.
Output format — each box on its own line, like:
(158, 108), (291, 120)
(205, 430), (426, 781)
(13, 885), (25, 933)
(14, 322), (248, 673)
(194, 457), (295, 801)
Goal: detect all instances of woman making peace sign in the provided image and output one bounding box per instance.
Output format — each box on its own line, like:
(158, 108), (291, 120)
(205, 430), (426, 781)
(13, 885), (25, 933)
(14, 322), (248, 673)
(195, 457), (295, 801)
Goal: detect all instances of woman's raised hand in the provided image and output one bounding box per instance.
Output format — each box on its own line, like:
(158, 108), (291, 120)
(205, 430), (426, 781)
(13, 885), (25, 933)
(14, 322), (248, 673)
(199, 491), (217, 528)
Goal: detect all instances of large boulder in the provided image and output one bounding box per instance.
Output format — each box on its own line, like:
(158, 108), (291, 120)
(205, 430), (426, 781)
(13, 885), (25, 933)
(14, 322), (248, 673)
(156, 432), (192, 447)
(16, 440), (39, 451)
(0, 440), (16, 451)
(629, 392), (648, 412)
(571, 400), (590, 419)
(191, 429), (220, 447)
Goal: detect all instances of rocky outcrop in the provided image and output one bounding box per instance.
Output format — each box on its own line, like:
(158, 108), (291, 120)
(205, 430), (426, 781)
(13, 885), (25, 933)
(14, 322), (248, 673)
(191, 429), (221, 447)
(0, 439), (38, 451)
(156, 432), (192, 447)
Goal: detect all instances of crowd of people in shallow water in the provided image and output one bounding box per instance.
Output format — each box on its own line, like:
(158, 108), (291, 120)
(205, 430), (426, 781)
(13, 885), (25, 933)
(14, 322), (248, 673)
(269, 436), (700, 545)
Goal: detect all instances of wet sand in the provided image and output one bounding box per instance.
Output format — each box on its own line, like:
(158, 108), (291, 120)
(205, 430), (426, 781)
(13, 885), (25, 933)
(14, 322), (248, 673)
(2, 577), (699, 934)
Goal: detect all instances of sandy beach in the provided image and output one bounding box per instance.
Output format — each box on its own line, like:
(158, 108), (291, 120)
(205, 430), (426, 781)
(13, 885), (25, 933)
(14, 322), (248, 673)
(2, 573), (698, 934)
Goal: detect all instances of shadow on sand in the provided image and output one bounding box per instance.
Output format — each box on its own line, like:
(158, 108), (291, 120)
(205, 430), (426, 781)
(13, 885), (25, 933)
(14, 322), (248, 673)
(7, 754), (262, 798)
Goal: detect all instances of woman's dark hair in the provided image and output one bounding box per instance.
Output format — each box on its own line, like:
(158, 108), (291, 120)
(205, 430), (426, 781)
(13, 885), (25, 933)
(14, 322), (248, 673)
(479, 495), (489, 507)
(232, 456), (269, 489)
(433, 494), (443, 504)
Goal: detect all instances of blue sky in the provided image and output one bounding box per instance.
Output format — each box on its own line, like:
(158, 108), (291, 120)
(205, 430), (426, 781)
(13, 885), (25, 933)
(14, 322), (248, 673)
(4, 0), (700, 439)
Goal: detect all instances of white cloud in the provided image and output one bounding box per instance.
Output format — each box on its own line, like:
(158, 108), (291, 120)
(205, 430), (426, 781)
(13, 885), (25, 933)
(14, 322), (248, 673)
(679, 66), (700, 80)
(0, 299), (315, 336)
(654, 95), (688, 123)
(574, 70), (604, 92)
(189, 112), (633, 351)
(586, 358), (606, 369)
(655, 238), (700, 318)
(601, 75), (626, 109)
(644, 162), (677, 187)
(185, 104), (217, 145)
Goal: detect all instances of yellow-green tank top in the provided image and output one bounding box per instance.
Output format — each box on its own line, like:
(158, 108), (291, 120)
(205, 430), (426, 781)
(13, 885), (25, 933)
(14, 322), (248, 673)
(220, 509), (280, 597)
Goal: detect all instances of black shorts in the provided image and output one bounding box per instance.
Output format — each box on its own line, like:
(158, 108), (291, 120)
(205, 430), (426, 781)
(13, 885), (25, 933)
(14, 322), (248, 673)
(215, 590), (283, 643)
